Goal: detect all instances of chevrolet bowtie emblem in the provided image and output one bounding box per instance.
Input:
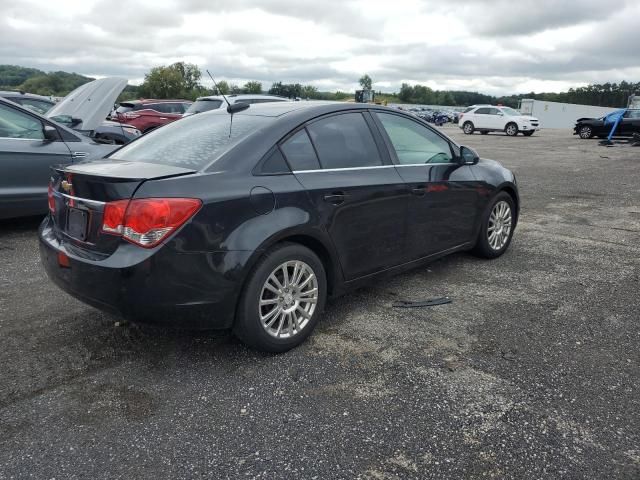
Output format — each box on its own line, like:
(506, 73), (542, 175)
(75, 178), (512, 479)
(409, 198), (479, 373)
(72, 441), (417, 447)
(61, 180), (73, 192)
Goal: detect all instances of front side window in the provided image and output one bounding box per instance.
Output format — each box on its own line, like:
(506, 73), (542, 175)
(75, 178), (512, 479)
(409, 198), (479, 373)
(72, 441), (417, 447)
(376, 112), (453, 165)
(306, 113), (382, 169)
(501, 107), (520, 116)
(0, 103), (44, 139)
(280, 129), (320, 171)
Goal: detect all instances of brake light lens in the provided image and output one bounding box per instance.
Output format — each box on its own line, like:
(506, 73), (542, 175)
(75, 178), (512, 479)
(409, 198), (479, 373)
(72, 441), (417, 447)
(101, 198), (201, 248)
(47, 184), (55, 213)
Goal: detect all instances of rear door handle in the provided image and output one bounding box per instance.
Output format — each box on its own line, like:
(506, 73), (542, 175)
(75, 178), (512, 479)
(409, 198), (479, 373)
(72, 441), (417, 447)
(411, 185), (425, 196)
(323, 192), (346, 205)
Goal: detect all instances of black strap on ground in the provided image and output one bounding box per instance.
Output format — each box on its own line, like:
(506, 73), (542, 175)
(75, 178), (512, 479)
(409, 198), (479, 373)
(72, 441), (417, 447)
(392, 296), (452, 308)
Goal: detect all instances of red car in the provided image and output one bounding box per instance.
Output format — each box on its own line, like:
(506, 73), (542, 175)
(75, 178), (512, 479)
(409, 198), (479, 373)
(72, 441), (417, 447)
(112, 99), (192, 133)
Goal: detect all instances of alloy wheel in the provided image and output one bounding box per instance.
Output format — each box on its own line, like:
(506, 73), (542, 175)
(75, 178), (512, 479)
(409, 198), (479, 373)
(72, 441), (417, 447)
(506, 124), (518, 136)
(488, 200), (512, 250)
(463, 122), (473, 134)
(579, 126), (592, 139)
(259, 260), (318, 339)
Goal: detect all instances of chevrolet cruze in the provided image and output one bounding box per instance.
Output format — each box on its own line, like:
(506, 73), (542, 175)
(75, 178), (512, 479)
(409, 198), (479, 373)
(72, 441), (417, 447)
(40, 102), (519, 352)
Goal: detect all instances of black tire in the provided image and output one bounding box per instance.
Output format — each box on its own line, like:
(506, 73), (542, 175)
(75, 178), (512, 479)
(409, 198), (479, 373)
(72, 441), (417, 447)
(462, 121), (475, 134)
(578, 125), (593, 139)
(234, 243), (327, 353)
(505, 122), (518, 136)
(471, 192), (516, 259)
(480, 131), (489, 135)
(522, 131), (534, 137)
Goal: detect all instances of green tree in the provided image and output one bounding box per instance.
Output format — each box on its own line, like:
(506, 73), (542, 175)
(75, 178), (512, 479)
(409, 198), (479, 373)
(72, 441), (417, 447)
(243, 81), (262, 94)
(138, 62), (205, 99)
(215, 80), (230, 95)
(359, 74), (372, 90)
(229, 83), (242, 94)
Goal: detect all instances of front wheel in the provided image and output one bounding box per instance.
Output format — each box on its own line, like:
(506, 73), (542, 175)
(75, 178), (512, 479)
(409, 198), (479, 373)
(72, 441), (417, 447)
(471, 192), (516, 259)
(578, 125), (593, 139)
(234, 243), (327, 352)
(505, 123), (518, 136)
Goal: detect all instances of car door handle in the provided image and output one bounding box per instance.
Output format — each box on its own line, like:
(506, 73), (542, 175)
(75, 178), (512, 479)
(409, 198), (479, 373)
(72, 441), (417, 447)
(411, 185), (425, 196)
(323, 192), (347, 205)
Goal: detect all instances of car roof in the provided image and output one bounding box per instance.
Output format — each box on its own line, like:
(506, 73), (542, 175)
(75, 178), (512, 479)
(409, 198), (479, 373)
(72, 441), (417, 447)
(0, 91), (54, 101)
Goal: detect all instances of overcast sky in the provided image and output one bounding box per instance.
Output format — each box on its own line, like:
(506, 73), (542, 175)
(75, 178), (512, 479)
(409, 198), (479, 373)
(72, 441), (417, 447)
(2, 0), (639, 95)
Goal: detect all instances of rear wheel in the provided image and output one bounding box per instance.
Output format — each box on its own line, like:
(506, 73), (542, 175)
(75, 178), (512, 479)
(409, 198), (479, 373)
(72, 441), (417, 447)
(234, 243), (327, 352)
(463, 122), (475, 134)
(471, 192), (515, 259)
(578, 125), (593, 139)
(505, 123), (518, 136)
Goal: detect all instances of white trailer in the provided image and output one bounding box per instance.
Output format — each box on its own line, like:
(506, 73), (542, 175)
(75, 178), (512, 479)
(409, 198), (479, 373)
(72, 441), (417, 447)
(518, 99), (617, 129)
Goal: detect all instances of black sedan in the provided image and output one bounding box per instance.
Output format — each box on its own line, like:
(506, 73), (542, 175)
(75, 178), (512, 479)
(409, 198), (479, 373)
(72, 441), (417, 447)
(574, 109), (640, 139)
(40, 102), (519, 352)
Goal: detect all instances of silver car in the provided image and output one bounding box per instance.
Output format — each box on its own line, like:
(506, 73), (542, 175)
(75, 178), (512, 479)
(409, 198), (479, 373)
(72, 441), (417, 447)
(0, 78), (127, 219)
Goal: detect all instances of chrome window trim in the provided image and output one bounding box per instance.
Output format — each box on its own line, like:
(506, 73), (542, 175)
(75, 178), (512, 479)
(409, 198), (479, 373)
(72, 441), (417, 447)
(292, 162), (456, 174)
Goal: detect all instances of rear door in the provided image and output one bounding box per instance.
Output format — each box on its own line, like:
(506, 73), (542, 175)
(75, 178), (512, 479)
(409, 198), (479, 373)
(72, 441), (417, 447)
(282, 111), (409, 280)
(620, 110), (640, 135)
(0, 102), (72, 218)
(372, 111), (479, 259)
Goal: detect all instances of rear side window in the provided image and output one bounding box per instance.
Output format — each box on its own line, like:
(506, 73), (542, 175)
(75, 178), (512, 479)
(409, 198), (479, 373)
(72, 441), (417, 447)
(110, 112), (274, 169)
(280, 129), (320, 171)
(306, 113), (382, 169)
(475, 107), (490, 114)
(463, 106), (475, 113)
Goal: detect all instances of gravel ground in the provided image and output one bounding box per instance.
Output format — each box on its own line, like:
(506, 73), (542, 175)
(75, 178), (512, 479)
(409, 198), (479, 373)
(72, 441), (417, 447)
(1, 127), (639, 479)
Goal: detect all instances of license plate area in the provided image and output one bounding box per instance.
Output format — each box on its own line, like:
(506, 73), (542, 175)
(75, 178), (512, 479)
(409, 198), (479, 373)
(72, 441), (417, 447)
(66, 207), (88, 241)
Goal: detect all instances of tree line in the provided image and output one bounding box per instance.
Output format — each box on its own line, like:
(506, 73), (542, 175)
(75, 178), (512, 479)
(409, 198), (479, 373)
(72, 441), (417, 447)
(1, 63), (637, 108)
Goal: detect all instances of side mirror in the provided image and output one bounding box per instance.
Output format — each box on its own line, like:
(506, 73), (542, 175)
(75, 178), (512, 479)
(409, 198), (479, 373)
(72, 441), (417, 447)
(43, 125), (60, 142)
(459, 146), (479, 165)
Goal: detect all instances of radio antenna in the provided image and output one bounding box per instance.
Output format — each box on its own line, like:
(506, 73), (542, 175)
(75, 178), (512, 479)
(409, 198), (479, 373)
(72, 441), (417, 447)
(206, 69), (231, 110)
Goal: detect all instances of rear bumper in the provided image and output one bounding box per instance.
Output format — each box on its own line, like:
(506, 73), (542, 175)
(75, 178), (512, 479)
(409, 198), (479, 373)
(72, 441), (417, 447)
(39, 216), (251, 329)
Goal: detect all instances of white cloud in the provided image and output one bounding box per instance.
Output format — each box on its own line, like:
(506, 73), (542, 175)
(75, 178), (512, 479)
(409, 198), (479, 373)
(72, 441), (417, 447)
(0, 0), (639, 94)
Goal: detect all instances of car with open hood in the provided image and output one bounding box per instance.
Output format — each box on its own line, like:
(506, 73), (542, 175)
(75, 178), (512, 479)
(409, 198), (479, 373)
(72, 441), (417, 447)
(0, 89), (141, 145)
(40, 101), (519, 352)
(0, 78), (129, 219)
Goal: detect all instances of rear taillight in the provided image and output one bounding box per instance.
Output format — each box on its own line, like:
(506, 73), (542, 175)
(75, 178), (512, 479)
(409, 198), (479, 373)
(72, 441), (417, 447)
(47, 184), (55, 213)
(101, 198), (201, 248)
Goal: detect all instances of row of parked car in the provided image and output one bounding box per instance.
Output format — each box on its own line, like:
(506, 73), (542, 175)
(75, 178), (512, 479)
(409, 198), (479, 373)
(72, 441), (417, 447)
(0, 78), (293, 219)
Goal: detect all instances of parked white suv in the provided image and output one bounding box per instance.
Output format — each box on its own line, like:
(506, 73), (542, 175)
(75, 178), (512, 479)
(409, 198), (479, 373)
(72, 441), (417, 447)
(458, 105), (539, 136)
(182, 94), (289, 117)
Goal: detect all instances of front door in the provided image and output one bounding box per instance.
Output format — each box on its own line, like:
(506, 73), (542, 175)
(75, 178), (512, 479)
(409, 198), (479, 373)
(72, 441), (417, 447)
(372, 111), (480, 260)
(0, 103), (71, 218)
(281, 112), (408, 280)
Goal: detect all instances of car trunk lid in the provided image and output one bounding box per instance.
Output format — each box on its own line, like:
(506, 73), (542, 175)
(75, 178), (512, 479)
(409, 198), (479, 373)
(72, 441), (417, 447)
(49, 160), (196, 256)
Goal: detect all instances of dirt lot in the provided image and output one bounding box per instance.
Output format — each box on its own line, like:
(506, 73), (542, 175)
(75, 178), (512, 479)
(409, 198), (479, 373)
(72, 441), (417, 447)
(1, 127), (639, 479)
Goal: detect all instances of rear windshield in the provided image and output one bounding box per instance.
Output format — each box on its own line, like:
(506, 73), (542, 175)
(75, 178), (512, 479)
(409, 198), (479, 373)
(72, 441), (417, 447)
(185, 99), (223, 114)
(109, 112), (273, 169)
